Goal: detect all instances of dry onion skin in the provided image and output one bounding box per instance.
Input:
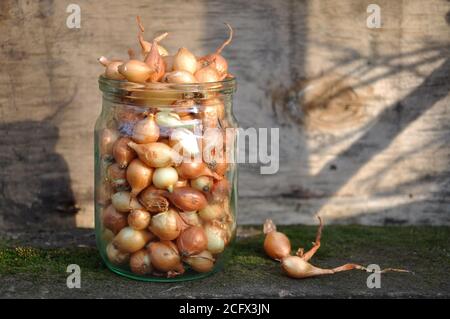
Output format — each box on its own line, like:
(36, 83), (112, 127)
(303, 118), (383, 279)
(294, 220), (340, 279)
(264, 217), (410, 279)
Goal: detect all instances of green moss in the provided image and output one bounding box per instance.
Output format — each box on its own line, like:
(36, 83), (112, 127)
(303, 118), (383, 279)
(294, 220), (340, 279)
(0, 226), (449, 283)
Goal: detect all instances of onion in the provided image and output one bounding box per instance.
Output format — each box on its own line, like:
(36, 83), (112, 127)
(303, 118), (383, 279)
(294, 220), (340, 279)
(102, 204), (128, 234)
(174, 179), (189, 188)
(118, 60), (153, 83)
(111, 191), (143, 213)
(191, 176), (213, 193)
(147, 241), (183, 273)
(113, 137), (137, 168)
(113, 227), (152, 253)
(149, 209), (182, 240)
(184, 251), (215, 273)
(263, 219), (291, 260)
(155, 111), (183, 128)
(98, 56), (126, 80)
(100, 128), (119, 157)
(126, 159), (153, 196)
(130, 249), (153, 275)
(179, 211), (202, 227)
(136, 16), (169, 57)
(177, 161), (221, 180)
(107, 163), (128, 190)
(166, 187), (208, 211)
(211, 178), (230, 202)
(201, 98), (225, 120)
(152, 167), (179, 191)
(144, 39), (165, 83)
(204, 223), (227, 254)
(106, 243), (130, 265)
(97, 180), (113, 205)
(195, 64), (220, 83)
(102, 228), (115, 243)
(128, 209), (151, 230)
(198, 204), (225, 222)
(176, 226), (208, 256)
(173, 47), (197, 74)
(170, 128), (200, 157)
(132, 114), (160, 144)
(163, 55), (174, 72)
(163, 70), (197, 84)
(138, 186), (169, 213)
(127, 142), (182, 168)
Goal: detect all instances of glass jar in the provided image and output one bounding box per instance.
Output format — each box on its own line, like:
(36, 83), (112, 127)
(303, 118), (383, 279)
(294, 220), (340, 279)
(95, 76), (237, 282)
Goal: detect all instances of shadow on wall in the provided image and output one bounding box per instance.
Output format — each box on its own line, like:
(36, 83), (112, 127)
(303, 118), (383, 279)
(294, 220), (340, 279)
(0, 120), (78, 230)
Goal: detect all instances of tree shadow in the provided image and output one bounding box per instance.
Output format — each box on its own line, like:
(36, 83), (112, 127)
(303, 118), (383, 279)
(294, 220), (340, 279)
(0, 120), (78, 230)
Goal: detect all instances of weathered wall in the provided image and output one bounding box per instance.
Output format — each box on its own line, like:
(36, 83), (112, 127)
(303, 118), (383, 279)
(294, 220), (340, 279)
(0, 0), (449, 229)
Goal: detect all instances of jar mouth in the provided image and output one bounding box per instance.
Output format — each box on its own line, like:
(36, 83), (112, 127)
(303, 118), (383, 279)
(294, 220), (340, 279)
(99, 75), (236, 97)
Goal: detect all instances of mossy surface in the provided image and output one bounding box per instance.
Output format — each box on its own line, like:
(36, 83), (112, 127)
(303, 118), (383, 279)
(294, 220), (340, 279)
(0, 226), (449, 298)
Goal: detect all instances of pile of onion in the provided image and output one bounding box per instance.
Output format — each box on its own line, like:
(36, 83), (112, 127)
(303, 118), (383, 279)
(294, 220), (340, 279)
(263, 217), (410, 279)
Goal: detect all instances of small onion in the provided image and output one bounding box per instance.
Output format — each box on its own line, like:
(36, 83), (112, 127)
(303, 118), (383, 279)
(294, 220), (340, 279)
(107, 163), (128, 190)
(263, 219), (291, 260)
(176, 226), (208, 256)
(118, 59), (153, 83)
(163, 70), (197, 84)
(174, 179), (189, 188)
(106, 242), (130, 265)
(149, 209), (182, 240)
(128, 142), (182, 168)
(129, 249), (153, 275)
(138, 187), (169, 213)
(281, 256), (333, 279)
(184, 251), (215, 273)
(100, 128), (119, 157)
(204, 224), (227, 254)
(177, 162), (221, 180)
(152, 167), (179, 192)
(113, 137), (137, 168)
(163, 55), (174, 72)
(128, 209), (151, 230)
(173, 47), (197, 74)
(126, 159), (153, 196)
(191, 176), (213, 193)
(166, 187), (208, 211)
(155, 111), (183, 128)
(98, 56), (126, 80)
(147, 241), (183, 272)
(211, 179), (230, 202)
(132, 114), (160, 144)
(113, 227), (152, 253)
(198, 204), (225, 222)
(111, 191), (143, 213)
(179, 211), (202, 227)
(102, 228), (115, 243)
(195, 64), (220, 83)
(102, 204), (128, 234)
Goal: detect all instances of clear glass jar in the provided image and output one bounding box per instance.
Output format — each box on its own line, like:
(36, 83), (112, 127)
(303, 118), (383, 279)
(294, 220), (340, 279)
(95, 76), (237, 282)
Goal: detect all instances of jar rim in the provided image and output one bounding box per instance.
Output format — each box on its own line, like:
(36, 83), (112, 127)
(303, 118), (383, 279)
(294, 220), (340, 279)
(98, 75), (236, 96)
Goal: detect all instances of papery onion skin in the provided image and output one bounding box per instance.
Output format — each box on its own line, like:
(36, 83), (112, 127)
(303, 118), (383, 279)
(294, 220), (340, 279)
(204, 224), (226, 254)
(111, 191), (143, 213)
(163, 70), (197, 84)
(107, 163), (128, 190)
(281, 256), (332, 279)
(132, 115), (160, 144)
(147, 241), (182, 272)
(127, 142), (182, 168)
(264, 231), (291, 260)
(211, 179), (230, 202)
(128, 209), (151, 230)
(130, 249), (153, 275)
(149, 209), (182, 240)
(176, 226), (208, 256)
(179, 211), (202, 227)
(100, 128), (119, 157)
(118, 60), (153, 83)
(195, 65), (220, 83)
(106, 243), (130, 265)
(177, 162), (221, 180)
(113, 227), (152, 253)
(152, 167), (179, 191)
(126, 159), (153, 197)
(184, 250), (215, 273)
(191, 176), (213, 193)
(138, 186), (170, 213)
(166, 187), (208, 211)
(113, 137), (137, 168)
(198, 204), (224, 222)
(173, 48), (197, 74)
(105, 61), (126, 80)
(102, 204), (128, 234)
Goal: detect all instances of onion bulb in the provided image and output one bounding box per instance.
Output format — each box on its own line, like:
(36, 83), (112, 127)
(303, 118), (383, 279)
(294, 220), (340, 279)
(163, 70), (197, 84)
(149, 209), (182, 240)
(102, 228), (115, 243)
(111, 191), (143, 213)
(127, 142), (182, 168)
(113, 227), (152, 253)
(191, 176), (213, 193)
(113, 137), (137, 168)
(152, 167), (178, 192)
(176, 226), (208, 256)
(107, 163), (128, 190)
(195, 64), (220, 83)
(263, 219), (291, 260)
(98, 56), (126, 80)
(174, 179), (189, 188)
(144, 39), (165, 83)
(211, 179), (230, 202)
(170, 128), (200, 157)
(118, 60), (153, 83)
(138, 186), (169, 213)
(198, 204), (225, 222)
(128, 209), (151, 230)
(100, 128), (119, 157)
(173, 47), (197, 74)
(102, 204), (128, 234)
(165, 187), (208, 211)
(132, 114), (160, 144)
(163, 55), (174, 72)
(184, 251), (215, 273)
(177, 161), (221, 180)
(155, 111), (183, 128)
(106, 243), (130, 265)
(204, 223), (227, 254)
(126, 159), (153, 196)
(147, 241), (183, 273)
(179, 211), (201, 227)
(130, 249), (153, 275)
